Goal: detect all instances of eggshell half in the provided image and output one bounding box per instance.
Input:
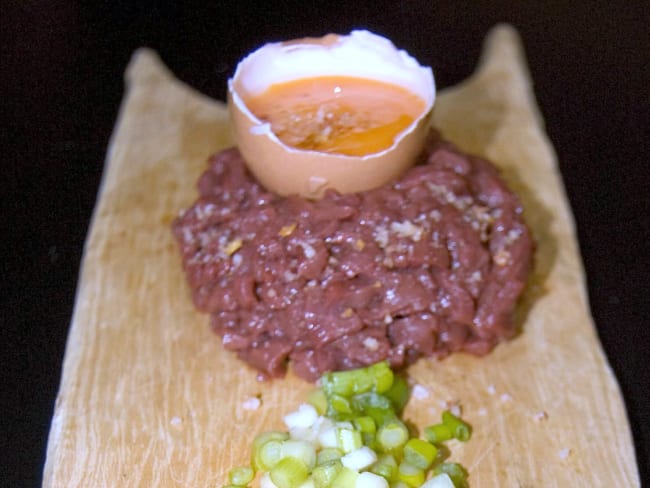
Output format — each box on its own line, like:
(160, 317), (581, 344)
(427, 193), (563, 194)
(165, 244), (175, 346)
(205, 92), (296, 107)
(228, 30), (435, 198)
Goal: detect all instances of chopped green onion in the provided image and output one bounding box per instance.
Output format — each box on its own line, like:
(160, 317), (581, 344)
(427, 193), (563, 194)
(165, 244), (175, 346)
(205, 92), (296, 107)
(369, 463), (394, 481)
(433, 462), (469, 488)
(369, 361), (395, 394)
(376, 419), (409, 452)
(311, 459), (342, 488)
(270, 456), (309, 488)
(351, 392), (393, 412)
(225, 362), (472, 488)
(331, 466), (359, 488)
(321, 361), (393, 397)
(354, 415), (378, 446)
(383, 375), (409, 413)
(329, 394), (354, 415)
(253, 431), (290, 450)
(228, 465), (254, 486)
(316, 447), (342, 465)
(403, 438), (438, 470)
(353, 415), (377, 434)
(396, 461), (425, 487)
(253, 439), (284, 471)
(337, 427), (363, 453)
(369, 453), (398, 480)
(441, 411), (472, 442)
(251, 430), (289, 470)
(335, 420), (355, 430)
(423, 424), (453, 444)
(281, 439), (317, 470)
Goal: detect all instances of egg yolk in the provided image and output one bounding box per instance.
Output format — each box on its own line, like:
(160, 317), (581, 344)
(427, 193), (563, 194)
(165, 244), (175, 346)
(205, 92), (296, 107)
(244, 76), (426, 156)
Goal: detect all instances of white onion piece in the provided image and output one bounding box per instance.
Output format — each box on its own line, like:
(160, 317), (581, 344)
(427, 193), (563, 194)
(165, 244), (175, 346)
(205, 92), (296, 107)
(420, 473), (456, 488)
(317, 426), (339, 448)
(260, 472), (279, 488)
(280, 439), (317, 470)
(341, 446), (378, 471)
(289, 426), (317, 443)
(355, 471), (389, 488)
(284, 403), (319, 429)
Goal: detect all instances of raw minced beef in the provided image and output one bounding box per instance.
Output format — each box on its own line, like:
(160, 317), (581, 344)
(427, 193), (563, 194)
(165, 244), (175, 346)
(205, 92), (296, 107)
(172, 130), (533, 381)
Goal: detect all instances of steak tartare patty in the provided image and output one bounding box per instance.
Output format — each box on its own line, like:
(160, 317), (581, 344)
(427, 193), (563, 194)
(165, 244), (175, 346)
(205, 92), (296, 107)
(172, 131), (533, 381)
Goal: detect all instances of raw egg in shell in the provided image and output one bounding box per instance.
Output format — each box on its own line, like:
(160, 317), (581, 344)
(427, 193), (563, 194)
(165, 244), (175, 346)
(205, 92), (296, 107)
(228, 30), (435, 198)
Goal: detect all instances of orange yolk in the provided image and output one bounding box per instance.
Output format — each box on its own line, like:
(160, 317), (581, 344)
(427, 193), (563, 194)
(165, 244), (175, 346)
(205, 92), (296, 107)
(244, 76), (426, 156)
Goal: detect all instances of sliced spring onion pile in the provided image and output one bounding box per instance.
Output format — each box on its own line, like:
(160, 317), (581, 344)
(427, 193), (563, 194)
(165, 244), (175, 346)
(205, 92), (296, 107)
(223, 361), (471, 488)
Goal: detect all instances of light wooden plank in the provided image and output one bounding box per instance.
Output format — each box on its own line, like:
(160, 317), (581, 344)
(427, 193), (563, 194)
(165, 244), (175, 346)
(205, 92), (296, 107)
(43, 25), (639, 487)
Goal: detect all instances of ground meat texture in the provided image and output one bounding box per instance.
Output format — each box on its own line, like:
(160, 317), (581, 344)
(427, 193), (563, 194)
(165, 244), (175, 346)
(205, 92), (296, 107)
(172, 130), (534, 381)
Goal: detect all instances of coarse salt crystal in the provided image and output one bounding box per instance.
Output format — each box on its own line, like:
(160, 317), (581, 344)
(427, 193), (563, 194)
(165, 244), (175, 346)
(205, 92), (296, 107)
(242, 397), (262, 410)
(558, 448), (571, 460)
(487, 384), (496, 395)
(373, 225), (389, 248)
(500, 393), (513, 403)
(448, 402), (462, 417)
(170, 416), (182, 426)
(363, 337), (380, 351)
(298, 241), (316, 259)
(439, 400), (462, 417)
(533, 410), (548, 421)
(390, 220), (423, 241)
(411, 384), (430, 400)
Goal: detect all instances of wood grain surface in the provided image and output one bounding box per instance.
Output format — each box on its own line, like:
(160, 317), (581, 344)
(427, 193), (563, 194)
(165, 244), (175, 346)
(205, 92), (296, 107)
(43, 25), (639, 487)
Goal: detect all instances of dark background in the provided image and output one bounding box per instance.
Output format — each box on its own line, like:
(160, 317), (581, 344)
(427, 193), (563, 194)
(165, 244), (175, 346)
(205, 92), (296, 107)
(2, 1), (648, 486)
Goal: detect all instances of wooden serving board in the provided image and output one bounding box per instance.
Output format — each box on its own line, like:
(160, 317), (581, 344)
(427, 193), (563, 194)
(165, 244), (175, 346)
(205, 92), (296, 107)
(43, 25), (639, 487)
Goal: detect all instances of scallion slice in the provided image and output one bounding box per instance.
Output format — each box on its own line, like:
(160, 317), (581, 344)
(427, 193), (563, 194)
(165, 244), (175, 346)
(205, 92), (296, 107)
(253, 431), (290, 451)
(423, 424), (452, 444)
(337, 427), (363, 453)
(376, 419), (409, 452)
(228, 465), (254, 486)
(353, 416), (377, 434)
(369, 453), (397, 480)
(329, 394), (354, 415)
(383, 375), (409, 413)
(330, 466), (359, 488)
(321, 361), (393, 397)
(441, 411), (472, 442)
(432, 462), (469, 488)
(403, 438), (437, 470)
(396, 461), (425, 487)
(316, 447), (342, 465)
(254, 439), (284, 471)
(311, 459), (342, 488)
(270, 457), (309, 488)
(281, 439), (317, 470)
